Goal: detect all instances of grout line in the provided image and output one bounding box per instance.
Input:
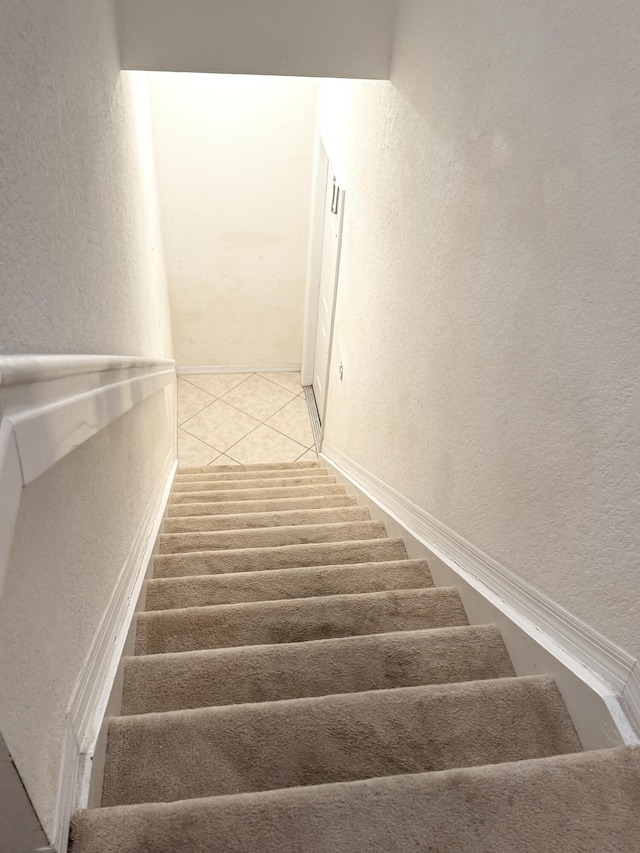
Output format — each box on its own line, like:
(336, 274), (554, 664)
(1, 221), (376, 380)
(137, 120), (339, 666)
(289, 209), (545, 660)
(262, 422), (315, 449)
(184, 371), (252, 400)
(259, 373), (304, 396)
(217, 397), (290, 425)
(219, 416), (268, 455)
(179, 375), (218, 398)
(225, 373), (255, 393)
(212, 387), (309, 449)
(180, 410), (312, 456)
(178, 397), (218, 427)
(178, 373), (316, 463)
(219, 380), (297, 422)
(222, 419), (309, 463)
(293, 448), (318, 462)
(178, 426), (224, 457)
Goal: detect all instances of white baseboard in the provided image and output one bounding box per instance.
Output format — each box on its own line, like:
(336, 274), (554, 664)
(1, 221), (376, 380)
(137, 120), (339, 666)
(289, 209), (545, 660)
(177, 364), (301, 375)
(52, 452), (177, 852)
(321, 442), (640, 749)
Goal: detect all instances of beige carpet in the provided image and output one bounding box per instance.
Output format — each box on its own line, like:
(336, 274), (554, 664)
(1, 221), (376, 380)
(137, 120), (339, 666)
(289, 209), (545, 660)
(71, 460), (640, 851)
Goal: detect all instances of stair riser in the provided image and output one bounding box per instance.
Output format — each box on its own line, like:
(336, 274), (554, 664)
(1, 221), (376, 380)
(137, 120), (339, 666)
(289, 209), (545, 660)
(121, 626), (514, 715)
(167, 495), (358, 518)
(145, 560), (433, 610)
(176, 466), (324, 482)
(163, 506), (370, 533)
(76, 748), (640, 853)
(135, 588), (467, 655)
(178, 462), (320, 474)
(153, 539), (408, 578)
(173, 475), (334, 493)
(170, 484), (346, 504)
(159, 521), (387, 554)
(102, 677), (580, 806)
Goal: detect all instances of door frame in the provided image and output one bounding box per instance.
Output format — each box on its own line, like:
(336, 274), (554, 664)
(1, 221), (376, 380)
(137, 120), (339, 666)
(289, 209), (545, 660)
(301, 135), (330, 387)
(301, 135), (345, 443)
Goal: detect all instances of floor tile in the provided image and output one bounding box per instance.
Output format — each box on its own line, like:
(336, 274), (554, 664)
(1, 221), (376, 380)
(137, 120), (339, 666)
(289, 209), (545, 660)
(227, 424), (308, 465)
(177, 378), (216, 425)
(182, 373), (249, 398)
(178, 429), (219, 467)
(265, 395), (315, 448)
(209, 454), (240, 467)
(260, 371), (303, 395)
(222, 374), (295, 421)
(296, 448), (319, 462)
(181, 399), (260, 452)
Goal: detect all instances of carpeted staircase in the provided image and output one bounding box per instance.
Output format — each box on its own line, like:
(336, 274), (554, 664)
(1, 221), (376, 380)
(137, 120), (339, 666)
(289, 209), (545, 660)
(71, 461), (640, 852)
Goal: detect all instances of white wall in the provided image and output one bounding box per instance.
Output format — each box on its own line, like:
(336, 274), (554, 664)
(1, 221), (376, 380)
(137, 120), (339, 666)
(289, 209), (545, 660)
(116, 0), (396, 79)
(0, 0), (175, 840)
(148, 74), (317, 369)
(0, 10), (172, 357)
(319, 0), (640, 659)
(0, 392), (174, 839)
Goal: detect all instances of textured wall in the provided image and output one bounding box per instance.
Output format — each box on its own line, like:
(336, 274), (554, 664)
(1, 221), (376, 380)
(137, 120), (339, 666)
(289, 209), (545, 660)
(0, 2), (172, 357)
(320, 0), (640, 658)
(0, 0), (175, 839)
(148, 74), (317, 368)
(0, 392), (174, 837)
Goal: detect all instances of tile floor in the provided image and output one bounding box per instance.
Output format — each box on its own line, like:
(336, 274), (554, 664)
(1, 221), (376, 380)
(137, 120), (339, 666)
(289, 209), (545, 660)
(177, 372), (318, 468)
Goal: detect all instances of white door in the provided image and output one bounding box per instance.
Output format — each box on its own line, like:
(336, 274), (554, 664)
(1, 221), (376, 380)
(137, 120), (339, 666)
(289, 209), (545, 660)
(313, 170), (344, 425)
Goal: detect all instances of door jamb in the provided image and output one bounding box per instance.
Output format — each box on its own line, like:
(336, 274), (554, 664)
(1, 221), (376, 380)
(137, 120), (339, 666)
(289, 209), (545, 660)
(301, 135), (330, 386)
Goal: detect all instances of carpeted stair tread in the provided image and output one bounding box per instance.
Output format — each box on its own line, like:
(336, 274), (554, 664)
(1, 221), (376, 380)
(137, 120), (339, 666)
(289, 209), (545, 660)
(101, 675), (580, 806)
(175, 467), (329, 484)
(178, 461), (320, 474)
(153, 538), (408, 578)
(159, 520), (387, 554)
(121, 625), (514, 714)
(72, 459), (610, 851)
(171, 483), (347, 504)
(135, 587), (467, 654)
(145, 559), (434, 610)
(168, 493), (358, 517)
(163, 505), (370, 533)
(71, 746), (640, 853)
(173, 474), (335, 493)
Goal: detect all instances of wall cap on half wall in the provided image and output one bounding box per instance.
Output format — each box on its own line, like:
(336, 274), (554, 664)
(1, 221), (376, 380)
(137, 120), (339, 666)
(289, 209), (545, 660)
(0, 354), (176, 601)
(177, 364), (301, 375)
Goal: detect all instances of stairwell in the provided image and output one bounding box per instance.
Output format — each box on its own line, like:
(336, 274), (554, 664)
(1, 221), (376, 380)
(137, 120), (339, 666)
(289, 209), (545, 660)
(71, 460), (640, 852)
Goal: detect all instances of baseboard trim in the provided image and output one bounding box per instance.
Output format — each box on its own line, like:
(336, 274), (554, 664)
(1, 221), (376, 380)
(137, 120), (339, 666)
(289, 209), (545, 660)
(177, 364), (301, 375)
(321, 442), (640, 745)
(52, 452), (177, 852)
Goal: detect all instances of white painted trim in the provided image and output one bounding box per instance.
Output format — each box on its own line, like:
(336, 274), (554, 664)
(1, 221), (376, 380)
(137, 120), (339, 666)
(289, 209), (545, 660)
(52, 453), (177, 853)
(623, 664), (640, 734)
(0, 354), (174, 386)
(320, 442), (640, 743)
(316, 183), (345, 440)
(301, 136), (330, 386)
(0, 421), (23, 600)
(0, 355), (176, 601)
(177, 364), (301, 376)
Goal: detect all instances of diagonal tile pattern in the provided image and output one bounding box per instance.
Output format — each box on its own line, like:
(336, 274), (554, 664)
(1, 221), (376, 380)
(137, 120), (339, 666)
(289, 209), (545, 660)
(258, 372), (307, 396)
(265, 396), (315, 447)
(181, 400), (260, 453)
(177, 378), (216, 425)
(177, 372), (318, 467)
(222, 374), (295, 422)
